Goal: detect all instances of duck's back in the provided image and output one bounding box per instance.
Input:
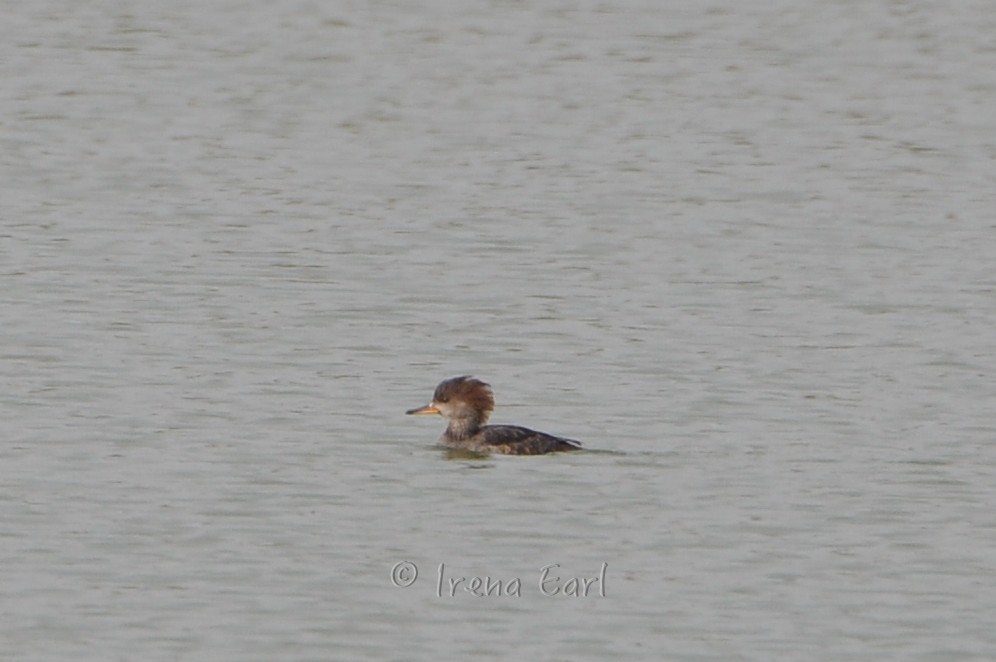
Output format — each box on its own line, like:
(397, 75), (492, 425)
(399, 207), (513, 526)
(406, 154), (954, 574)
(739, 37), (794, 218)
(457, 425), (582, 455)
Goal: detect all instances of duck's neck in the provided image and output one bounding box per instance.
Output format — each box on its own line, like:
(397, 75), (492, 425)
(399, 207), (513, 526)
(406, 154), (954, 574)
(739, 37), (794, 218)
(444, 415), (483, 441)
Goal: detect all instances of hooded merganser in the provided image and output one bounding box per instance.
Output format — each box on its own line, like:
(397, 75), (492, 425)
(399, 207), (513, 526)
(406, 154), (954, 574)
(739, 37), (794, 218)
(406, 376), (582, 455)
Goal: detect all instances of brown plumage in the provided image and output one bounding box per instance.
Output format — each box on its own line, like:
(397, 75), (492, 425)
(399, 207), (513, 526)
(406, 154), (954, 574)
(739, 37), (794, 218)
(406, 376), (582, 455)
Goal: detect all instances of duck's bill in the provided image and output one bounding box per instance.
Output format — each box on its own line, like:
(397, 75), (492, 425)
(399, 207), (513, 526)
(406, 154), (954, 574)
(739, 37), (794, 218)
(406, 404), (440, 415)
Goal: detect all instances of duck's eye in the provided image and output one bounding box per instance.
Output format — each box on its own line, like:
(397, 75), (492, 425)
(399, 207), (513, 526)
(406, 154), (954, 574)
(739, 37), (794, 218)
(436, 397), (449, 403)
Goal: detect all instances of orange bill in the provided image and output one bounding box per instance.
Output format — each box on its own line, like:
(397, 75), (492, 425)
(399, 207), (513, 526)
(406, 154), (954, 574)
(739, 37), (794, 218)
(406, 404), (440, 415)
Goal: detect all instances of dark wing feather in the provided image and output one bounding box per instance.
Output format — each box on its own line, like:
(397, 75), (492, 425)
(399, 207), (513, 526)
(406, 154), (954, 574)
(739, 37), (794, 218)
(477, 425), (582, 455)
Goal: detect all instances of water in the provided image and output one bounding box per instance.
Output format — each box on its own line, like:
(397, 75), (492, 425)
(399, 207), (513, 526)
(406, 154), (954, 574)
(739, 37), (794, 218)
(3, 1), (996, 660)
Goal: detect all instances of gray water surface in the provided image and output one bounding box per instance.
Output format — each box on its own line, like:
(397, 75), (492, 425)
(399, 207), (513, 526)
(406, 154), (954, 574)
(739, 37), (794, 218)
(3, 1), (996, 660)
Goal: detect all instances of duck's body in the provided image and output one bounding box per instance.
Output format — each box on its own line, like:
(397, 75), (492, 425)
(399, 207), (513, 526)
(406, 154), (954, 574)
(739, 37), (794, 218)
(406, 376), (581, 455)
(440, 422), (581, 455)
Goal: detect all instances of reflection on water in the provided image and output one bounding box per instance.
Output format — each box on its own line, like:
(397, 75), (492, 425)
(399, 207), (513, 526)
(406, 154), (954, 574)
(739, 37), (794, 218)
(442, 448), (495, 462)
